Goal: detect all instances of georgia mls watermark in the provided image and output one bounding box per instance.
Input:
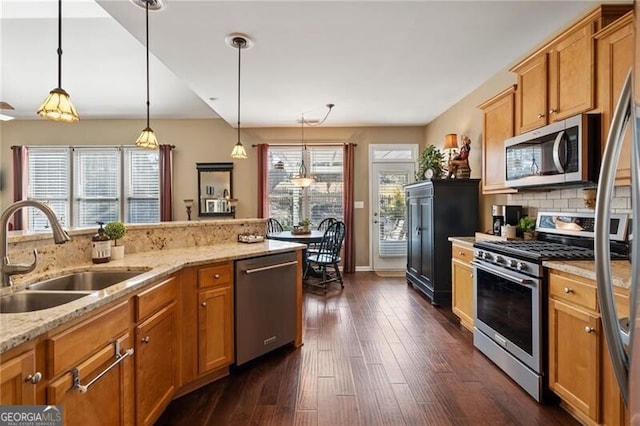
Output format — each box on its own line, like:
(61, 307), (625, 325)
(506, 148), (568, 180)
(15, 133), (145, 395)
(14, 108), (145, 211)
(0, 405), (62, 426)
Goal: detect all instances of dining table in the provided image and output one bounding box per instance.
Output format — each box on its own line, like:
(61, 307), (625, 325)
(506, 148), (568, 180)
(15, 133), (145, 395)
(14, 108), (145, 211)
(267, 230), (325, 279)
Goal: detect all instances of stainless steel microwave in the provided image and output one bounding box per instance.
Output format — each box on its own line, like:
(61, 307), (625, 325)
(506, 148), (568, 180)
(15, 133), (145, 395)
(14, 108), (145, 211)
(504, 113), (601, 189)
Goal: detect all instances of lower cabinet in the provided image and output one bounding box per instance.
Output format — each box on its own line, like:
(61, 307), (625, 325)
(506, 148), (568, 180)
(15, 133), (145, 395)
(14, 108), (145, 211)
(197, 263), (234, 374)
(134, 276), (178, 426)
(547, 269), (628, 425)
(0, 348), (39, 405)
(450, 243), (474, 331)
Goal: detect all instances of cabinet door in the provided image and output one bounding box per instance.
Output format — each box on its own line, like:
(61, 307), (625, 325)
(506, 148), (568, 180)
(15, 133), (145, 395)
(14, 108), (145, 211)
(548, 21), (595, 121)
(597, 13), (633, 186)
(135, 304), (177, 426)
(451, 258), (473, 331)
(198, 285), (234, 373)
(548, 299), (600, 422)
(0, 349), (38, 405)
(479, 86), (516, 194)
(514, 52), (548, 133)
(48, 335), (134, 426)
(406, 196), (421, 277)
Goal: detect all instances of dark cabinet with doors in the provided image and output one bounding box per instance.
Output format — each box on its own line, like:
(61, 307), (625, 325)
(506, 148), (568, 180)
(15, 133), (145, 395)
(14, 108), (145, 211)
(405, 179), (479, 306)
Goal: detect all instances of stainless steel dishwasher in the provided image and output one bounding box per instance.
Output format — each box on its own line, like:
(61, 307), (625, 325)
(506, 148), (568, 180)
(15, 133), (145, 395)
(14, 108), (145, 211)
(235, 252), (298, 365)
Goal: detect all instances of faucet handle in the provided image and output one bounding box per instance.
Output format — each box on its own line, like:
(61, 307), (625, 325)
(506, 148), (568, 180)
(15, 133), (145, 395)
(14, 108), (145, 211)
(3, 249), (38, 275)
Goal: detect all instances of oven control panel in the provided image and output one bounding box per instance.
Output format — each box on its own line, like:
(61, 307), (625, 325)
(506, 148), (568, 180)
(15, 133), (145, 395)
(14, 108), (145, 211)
(474, 249), (543, 278)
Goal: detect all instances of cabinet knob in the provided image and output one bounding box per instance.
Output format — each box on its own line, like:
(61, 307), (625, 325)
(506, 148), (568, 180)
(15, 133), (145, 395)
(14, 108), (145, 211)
(141, 336), (150, 344)
(584, 326), (595, 334)
(213, 274), (220, 279)
(458, 251), (465, 257)
(549, 109), (557, 114)
(201, 302), (207, 307)
(470, 273), (473, 278)
(25, 372), (42, 384)
(537, 113), (545, 119)
(563, 287), (574, 294)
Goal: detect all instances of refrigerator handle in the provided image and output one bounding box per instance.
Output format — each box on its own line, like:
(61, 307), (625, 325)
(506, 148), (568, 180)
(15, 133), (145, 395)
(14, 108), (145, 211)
(595, 69), (633, 406)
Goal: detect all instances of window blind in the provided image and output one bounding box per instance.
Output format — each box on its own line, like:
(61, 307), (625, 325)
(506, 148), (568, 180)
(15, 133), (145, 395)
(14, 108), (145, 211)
(125, 147), (160, 223)
(26, 147), (70, 230)
(74, 147), (120, 227)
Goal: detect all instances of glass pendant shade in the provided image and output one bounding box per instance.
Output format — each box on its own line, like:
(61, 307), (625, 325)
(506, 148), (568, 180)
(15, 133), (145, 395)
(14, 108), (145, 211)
(135, 127), (159, 149)
(231, 141), (248, 159)
(37, 88), (79, 123)
(290, 175), (315, 187)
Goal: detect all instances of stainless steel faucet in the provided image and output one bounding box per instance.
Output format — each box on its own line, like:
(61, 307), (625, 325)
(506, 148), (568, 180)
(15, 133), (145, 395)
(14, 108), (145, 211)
(1, 200), (71, 287)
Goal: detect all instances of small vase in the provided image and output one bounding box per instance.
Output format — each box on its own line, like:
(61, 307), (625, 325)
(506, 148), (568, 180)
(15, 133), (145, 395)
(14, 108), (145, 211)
(523, 231), (535, 241)
(111, 245), (125, 260)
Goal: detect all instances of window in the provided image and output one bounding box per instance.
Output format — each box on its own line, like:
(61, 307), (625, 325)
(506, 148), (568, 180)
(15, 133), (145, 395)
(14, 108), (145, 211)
(26, 146), (159, 230)
(265, 145), (343, 229)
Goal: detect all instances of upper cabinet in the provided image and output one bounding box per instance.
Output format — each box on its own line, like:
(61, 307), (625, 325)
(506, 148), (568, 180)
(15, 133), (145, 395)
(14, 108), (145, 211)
(595, 11), (634, 186)
(511, 5), (631, 134)
(478, 85), (517, 194)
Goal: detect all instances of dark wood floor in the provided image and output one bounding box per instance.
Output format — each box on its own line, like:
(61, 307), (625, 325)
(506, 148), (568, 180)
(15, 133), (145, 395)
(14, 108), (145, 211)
(157, 272), (579, 426)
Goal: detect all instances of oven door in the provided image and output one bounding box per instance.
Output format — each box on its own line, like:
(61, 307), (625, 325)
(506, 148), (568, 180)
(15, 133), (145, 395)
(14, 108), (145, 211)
(472, 260), (542, 374)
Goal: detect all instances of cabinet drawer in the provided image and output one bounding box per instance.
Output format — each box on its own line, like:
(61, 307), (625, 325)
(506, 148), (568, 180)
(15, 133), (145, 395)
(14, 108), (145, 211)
(198, 263), (232, 289)
(135, 276), (177, 322)
(452, 245), (473, 263)
(48, 302), (129, 377)
(549, 272), (597, 311)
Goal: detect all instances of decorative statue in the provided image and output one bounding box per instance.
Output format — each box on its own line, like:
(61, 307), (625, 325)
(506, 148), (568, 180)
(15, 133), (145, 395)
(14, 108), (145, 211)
(448, 136), (471, 179)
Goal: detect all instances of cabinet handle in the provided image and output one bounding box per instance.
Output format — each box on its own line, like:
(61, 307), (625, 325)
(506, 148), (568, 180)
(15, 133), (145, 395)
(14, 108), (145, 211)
(470, 273), (474, 278)
(584, 326), (595, 334)
(73, 341), (134, 394)
(563, 287), (574, 294)
(537, 113), (545, 119)
(201, 302), (207, 307)
(213, 274), (220, 279)
(458, 251), (465, 257)
(141, 336), (150, 344)
(549, 109), (557, 114)
(25, 372), (42, 384)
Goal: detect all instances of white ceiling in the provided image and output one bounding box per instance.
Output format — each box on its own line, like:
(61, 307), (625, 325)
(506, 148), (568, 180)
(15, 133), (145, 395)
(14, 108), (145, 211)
(0, 0), (627, 127)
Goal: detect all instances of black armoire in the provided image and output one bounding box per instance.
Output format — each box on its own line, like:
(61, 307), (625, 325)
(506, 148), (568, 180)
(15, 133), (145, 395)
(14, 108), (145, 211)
(405, 179), (479, 306)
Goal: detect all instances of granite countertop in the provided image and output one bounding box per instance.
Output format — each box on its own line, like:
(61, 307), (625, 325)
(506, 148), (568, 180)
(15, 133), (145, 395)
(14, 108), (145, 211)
(0, 240), (304, 354)
(543, 259), (631, 290)
(448, 236), (475, 248)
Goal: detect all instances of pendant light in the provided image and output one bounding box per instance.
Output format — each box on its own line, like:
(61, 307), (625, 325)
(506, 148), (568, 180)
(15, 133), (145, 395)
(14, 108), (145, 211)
(135, 0), (159, 149)
(228, 34), (252, 159)
(37, 0), (79, 123)
(290, 104), (335, 188)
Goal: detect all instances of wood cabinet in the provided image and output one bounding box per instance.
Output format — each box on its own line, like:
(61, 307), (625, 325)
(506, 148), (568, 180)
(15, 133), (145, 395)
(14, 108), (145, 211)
(596, 11), (634, 186)
(47, 302), (134, 425)
(0, 348), (39, 405)
(478, 86), (517, 194)
(450, 243), (474, 331)
(405, 180), (479, 306)
(511, 5), (631, 134)
(547, 269), (628, 425)
(197, 263), (234, 374)
(134, 276), (178, 426)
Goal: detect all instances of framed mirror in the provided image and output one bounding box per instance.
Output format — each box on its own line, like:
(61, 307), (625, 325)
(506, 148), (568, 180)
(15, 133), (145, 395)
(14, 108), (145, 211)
(197, 163), (235, 218)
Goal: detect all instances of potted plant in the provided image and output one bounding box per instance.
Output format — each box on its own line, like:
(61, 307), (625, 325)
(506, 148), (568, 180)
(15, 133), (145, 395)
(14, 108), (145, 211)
(518, 216), (536, 240)
(416, 145), (445, 180)
(105, 221), (127, 260)
(292, 219), (311, 235)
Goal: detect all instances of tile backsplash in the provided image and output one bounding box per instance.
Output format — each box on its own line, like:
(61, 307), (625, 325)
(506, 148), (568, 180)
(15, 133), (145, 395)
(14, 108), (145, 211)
(507, 186), (631, 219)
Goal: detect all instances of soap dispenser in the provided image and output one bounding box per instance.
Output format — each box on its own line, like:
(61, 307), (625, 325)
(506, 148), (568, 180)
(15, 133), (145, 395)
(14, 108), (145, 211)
(92, 221), (111, 264)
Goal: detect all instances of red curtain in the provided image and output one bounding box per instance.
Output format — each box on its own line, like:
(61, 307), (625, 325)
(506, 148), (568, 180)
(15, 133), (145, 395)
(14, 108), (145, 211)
(11, 146), (26, 230)
(343, 143), (356, 273)
(257, 144), (268, 218)
(159, 144), (174, 221)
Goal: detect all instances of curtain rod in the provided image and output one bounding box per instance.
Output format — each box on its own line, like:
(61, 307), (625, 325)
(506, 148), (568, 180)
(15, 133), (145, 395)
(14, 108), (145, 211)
(251, 142), (357, 147)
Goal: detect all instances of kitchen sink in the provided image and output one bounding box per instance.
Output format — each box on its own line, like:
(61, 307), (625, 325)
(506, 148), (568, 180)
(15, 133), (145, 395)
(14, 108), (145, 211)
(26, 271), (143, 292)
(0, 291), (93, 313)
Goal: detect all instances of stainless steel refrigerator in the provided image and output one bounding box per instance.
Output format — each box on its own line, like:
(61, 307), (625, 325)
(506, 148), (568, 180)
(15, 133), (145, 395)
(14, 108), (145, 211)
(595, 2), (640, 422)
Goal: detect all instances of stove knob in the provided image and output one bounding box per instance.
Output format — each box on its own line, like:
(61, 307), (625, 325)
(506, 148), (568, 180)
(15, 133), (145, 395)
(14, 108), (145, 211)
(476, 250), (483, 259)
(516, 262), (528, 271)
(495, 256), (505, 264)
(508, 260), (517, 268)
(483, 252), (493, 261)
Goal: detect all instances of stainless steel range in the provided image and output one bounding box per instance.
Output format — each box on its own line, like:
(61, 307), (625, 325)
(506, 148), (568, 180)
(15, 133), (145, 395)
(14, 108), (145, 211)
(471, 211), (629, 402)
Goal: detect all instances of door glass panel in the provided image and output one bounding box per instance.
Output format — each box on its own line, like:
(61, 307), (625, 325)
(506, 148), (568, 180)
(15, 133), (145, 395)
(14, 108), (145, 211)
(377, 170), (410, 257)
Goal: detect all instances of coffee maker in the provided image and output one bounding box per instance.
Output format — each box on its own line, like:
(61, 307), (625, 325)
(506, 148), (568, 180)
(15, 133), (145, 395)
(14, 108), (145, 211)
(492, 205), (523, 235)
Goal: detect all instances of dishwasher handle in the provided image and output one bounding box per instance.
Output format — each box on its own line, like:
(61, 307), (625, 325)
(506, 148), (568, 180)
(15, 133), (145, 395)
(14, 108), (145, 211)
(243, 260), (298, 274)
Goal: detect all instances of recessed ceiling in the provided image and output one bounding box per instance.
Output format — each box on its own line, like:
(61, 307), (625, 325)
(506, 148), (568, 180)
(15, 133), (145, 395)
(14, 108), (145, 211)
(1, 0), (626, 127)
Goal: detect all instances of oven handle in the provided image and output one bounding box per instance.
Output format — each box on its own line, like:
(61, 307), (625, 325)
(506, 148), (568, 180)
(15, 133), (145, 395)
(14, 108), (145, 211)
(470, 261), (535, 286)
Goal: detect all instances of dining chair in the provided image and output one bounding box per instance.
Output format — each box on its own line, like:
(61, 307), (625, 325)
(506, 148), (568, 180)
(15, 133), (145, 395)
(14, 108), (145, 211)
(308, 217), (337, 253)
(266, 218), (284, 236)
(305, 221), (346, 292)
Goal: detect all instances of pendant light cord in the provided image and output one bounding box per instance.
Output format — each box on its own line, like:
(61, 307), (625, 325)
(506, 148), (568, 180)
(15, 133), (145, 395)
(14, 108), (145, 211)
(236, 38), (245, 143)
(145, 0), (150, 129)
(57, 0), (62, 88)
